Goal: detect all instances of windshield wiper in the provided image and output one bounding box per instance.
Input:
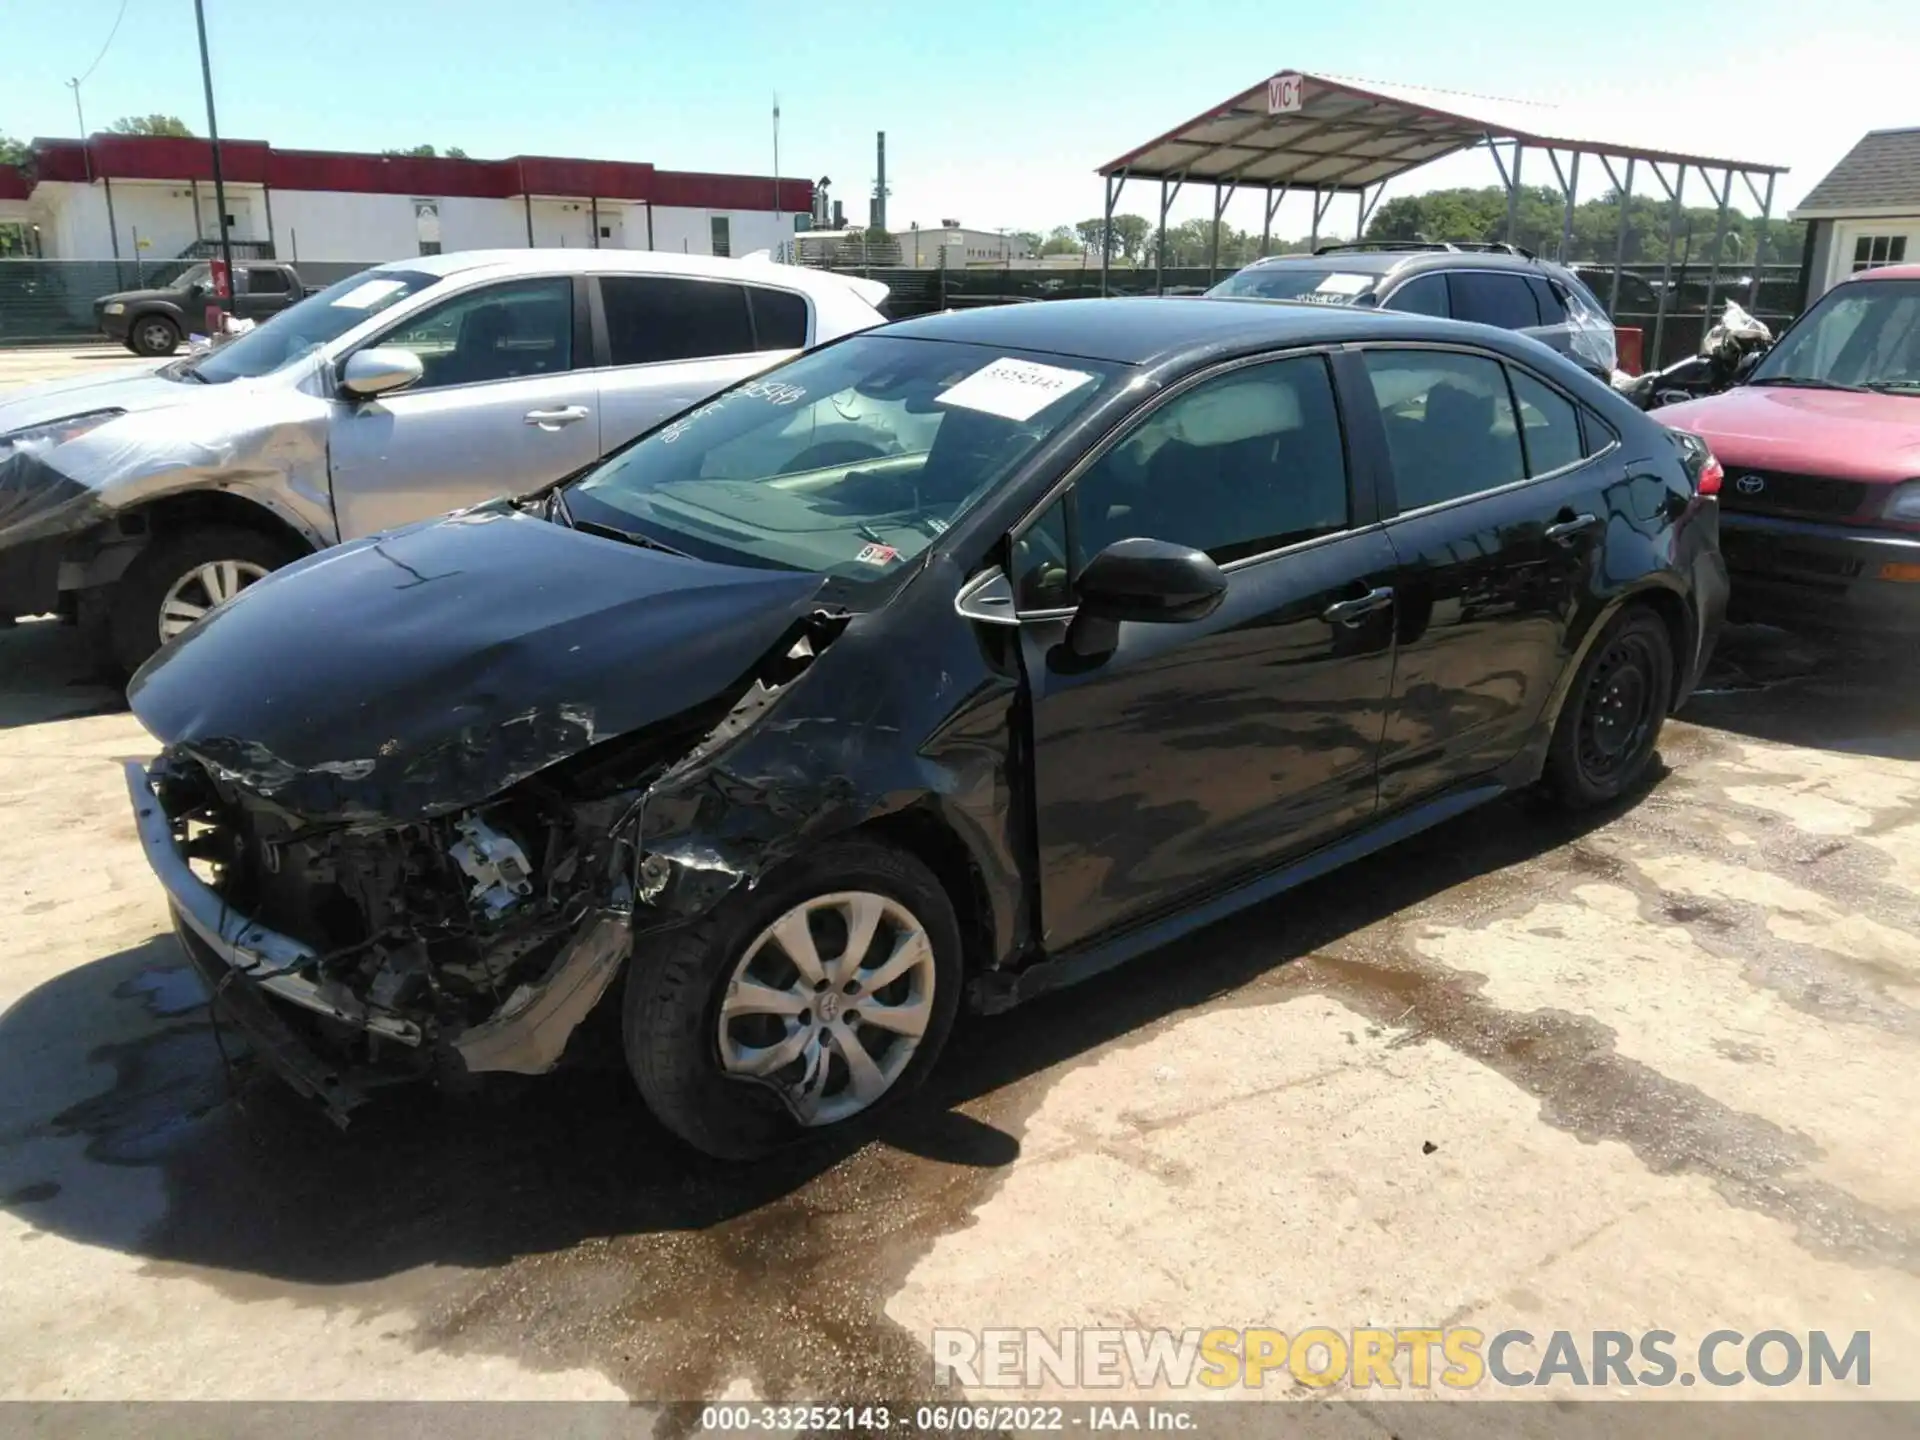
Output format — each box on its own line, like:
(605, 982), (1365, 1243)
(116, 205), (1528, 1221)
(1747, 375), (1869, 392)
(567, 514), (690, 557)
(1863, 379), (1920, 394)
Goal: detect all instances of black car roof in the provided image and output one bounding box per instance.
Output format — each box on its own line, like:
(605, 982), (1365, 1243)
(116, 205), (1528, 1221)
(880, 296), (1495, 366)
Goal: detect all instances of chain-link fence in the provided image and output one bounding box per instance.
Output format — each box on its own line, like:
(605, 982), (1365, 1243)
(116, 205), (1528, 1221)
(842, 260), (1807, 370)
(0, 259), (378, 346)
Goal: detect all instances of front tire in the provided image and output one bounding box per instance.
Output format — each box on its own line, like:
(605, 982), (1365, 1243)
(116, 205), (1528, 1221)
(624, 840), (963, 1160)
(1543, 605), (1674, 809)
(129, 314), (181, 357)
(107, 525), (296, 676)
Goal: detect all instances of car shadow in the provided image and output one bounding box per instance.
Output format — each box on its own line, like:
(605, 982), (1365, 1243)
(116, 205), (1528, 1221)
(1680, 623), (1920, 761)
(0, 617), (126, 731)
(0, 773), (1641, 1291)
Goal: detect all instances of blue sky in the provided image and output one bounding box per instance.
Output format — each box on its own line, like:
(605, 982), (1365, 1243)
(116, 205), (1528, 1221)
(6, 0), (1918, 239)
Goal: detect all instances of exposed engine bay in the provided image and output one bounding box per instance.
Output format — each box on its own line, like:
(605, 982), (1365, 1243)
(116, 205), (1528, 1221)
(141, 611), (847, 1110)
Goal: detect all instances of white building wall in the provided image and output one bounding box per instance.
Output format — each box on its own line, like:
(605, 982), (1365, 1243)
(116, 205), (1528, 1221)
(647, 207), (795, 258)
(268, 189), (416, 264)
(24, 183), (805, 264)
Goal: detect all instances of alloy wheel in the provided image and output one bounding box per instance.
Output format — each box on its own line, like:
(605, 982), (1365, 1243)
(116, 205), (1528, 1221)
(716, 891), (937, 1127)
(157, 559), (270, 643)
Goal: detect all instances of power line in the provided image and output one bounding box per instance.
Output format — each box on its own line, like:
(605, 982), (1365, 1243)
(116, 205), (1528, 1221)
(73, 0), (132, 88)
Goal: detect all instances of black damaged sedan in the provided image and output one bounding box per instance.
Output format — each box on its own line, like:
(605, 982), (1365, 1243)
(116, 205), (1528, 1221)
(125, 298), (1727, 1158)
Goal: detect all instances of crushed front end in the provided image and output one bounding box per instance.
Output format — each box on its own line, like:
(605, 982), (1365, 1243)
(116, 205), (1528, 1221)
(126, 741), (661, 1125)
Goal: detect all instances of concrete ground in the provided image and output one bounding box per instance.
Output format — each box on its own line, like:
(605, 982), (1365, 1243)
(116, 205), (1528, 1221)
(2, 359), (1917, 1430)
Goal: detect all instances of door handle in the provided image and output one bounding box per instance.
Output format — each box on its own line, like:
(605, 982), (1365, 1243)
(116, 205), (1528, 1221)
(525, 405), (590, 428)
(1322, 585), (1395, 626)
(1544, 512), (1601, 544)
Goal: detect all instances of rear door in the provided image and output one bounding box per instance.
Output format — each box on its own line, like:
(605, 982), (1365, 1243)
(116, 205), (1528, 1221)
(1350, 346), (1615, 805)
(327, 274), (599, 538)
(1012, 351), (1399, 953)
(591, 275), (812, 449)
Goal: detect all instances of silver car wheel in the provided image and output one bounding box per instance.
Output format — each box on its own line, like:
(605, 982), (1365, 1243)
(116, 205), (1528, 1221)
(136, 318), (176, 354)
(158, 559), (269, 642)
(717, 890), (937, 1127)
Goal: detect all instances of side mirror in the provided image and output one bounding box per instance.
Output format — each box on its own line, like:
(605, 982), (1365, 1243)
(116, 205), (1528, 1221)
(339, 346), (425, 399)
(1063, 538), (1226, 662)
(1078, 537), (1227, 624)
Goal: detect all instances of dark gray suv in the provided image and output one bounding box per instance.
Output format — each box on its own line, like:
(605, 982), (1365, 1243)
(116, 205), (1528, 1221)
(1210, 243), (1618, 380)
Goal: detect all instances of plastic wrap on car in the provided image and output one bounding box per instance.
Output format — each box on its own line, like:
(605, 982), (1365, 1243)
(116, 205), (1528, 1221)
(1562, 278), (1619, 375)
(0, 365), (335, 558)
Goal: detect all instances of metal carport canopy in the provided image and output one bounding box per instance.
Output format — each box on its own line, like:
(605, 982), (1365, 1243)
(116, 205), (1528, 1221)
(1095, 70), (1790, 361)
(1099, 71), (1787, 190)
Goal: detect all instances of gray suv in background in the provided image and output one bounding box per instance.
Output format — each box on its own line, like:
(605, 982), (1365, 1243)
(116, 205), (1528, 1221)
(1210, 243), (1619, 379)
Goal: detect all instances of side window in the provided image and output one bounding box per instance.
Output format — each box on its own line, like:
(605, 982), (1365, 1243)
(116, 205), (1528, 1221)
(1013, 496), (1072, 611)
(1507, 368), (1586, 475)
(1363, 350), (1525, 512)
(1382, 273), (1449, 317)
(600, 276), (755, 365)
(373, 277), (574, 390)
(1529, 276), (1568, 324)
(747, 286), (810, 350)
(1448, 271), (1541, 330)
(246, 266), (291, 295)
(1071, 355), (1349, 570)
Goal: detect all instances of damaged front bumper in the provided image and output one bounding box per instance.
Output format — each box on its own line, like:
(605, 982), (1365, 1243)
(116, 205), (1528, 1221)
(126, 759), (635, 1123)
(125, 760), (423, 1046)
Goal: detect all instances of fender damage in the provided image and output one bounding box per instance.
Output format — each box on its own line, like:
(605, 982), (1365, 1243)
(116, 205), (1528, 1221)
(127, 506), (1023, 1123)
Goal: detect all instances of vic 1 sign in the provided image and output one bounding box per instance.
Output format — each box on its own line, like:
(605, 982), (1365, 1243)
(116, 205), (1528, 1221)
(1267, 73), (1304, 115)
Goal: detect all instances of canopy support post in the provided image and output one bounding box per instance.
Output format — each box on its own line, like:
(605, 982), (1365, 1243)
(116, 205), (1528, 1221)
(1547, 149), (1580, 262)
(1156, 178), (1168, 295)
(1598, 155), (1634, 319)
(1505, 141), (1525, 245)
(1358, 181), (1385, 235)
(1100, 171), (1122, 297)
(1750, 171), (1776, 307)
(1650, 162), (1687, 368)
(1209, 179), (1237, 284)
(1261, 183), (1289, 259)
(1309, 187), (1333, 251)
(1701, 166), (1733, 329)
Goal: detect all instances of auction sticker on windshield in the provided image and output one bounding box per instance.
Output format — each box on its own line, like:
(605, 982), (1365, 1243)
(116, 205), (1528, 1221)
(937, 357), (1096, 422)
(331, 278), (412, 310)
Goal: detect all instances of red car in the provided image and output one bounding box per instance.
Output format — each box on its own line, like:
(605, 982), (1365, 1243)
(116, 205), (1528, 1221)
(1659, 263), (1920, 633)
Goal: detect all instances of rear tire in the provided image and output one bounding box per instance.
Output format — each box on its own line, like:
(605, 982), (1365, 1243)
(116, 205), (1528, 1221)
(128, 314), (181, 358)
(1542, 605), (1674, 809)
(624, 840), (963, 1160)
(107, 525), (296, 676)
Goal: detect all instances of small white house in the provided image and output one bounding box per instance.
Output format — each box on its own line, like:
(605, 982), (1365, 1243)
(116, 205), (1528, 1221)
(1792, 127), (1920, 301)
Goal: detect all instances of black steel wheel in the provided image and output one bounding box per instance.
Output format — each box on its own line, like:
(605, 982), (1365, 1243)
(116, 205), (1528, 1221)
(1543, 606), (1674, 809)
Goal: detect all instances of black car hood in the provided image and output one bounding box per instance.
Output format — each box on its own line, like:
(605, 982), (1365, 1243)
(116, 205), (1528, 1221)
(129, 503), (829, 823)
(99, 288), (184, 308)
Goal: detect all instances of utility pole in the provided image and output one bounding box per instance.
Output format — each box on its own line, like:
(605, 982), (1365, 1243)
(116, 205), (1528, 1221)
(193, 0), (236, 320)
(66, 80), (89, 177)
(772, 94), (781, 252)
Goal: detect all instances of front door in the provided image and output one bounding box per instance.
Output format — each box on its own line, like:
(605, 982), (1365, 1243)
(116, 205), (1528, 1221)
(1353, 347), (1610, 805)
(328, 275), (600, 539)
(1012, 352), (1399, 954)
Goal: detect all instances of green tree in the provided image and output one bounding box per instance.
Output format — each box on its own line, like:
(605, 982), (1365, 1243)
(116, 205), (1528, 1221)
(384, 144), (471, 159)
(0, 134), (28, 168)
(1039, 225), (1081, 257)
(1365, 183), (1805, 268)
(1110, 213), (1150, 265)
(108, 114), (192, 137)
(1008, 229), (1043, 257)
